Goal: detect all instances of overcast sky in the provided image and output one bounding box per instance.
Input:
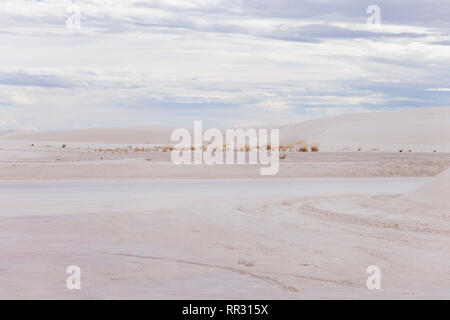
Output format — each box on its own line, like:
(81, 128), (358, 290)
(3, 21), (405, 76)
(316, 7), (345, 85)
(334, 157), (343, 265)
(1, 0), (450, 129)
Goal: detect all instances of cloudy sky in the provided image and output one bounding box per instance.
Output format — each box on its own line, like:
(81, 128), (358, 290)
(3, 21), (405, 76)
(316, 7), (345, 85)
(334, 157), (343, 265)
(1, 0), (450, 129)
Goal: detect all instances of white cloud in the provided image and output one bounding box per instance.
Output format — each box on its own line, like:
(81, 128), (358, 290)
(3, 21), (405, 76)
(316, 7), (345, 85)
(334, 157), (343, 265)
(248, 100), (292, 112)
(425, 88), (450, 92)
(0, 0), (449, 129)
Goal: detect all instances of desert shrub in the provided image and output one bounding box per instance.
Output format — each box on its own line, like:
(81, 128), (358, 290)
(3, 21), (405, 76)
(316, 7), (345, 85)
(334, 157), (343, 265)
(311, 146), (319, 152)
(298, 146), (308, 152)
(293, 140), (309, 152)
(162, 146), (174, 152)
(61, 144), (66, 149)
(279, 154), (287, 160)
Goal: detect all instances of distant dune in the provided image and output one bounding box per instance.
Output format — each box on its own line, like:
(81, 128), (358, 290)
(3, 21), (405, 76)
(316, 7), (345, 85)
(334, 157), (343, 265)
(4, 126), (176, 145)
(408, 168), (450, 207)
(3, 107), (450, 151)
(0, 130), (18, 138)
(279, 107), (450, 152)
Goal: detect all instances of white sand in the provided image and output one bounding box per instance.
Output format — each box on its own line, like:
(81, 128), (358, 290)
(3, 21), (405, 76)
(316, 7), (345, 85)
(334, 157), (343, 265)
(0, 179), (449, 299)
(0, 107), (449, 299)
(280, 107), (450, 152)
(0, 152), (449, 180)
(407, 168), (450, 207)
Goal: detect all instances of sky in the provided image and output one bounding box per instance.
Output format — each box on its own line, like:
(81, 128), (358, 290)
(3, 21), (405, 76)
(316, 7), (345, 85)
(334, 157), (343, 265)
(0, 0), (450, 130)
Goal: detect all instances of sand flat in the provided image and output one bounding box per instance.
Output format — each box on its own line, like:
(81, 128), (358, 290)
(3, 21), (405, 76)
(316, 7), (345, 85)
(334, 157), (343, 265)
(0, 151), (449, 180)
(0, 178), (448, 299)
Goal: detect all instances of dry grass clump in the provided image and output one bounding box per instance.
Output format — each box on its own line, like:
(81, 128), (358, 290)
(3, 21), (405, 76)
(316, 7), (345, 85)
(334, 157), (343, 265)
(267, 140), (323, 152)
(94, 146), (161, 153)
(171, 145), (201, 151)
(235, 145), (252, 152)
(150, 145), (176, 152)
(279, 154), (287, 160)
(299, 146), (308, 152)
(162, 146), (174, 152)
(293, 140), (309, 152)
(134, 147), (155, 152)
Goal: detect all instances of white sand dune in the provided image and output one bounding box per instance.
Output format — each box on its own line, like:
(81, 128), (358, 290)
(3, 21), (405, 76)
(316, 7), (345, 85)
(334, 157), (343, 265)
(407, 168), (450, 207)
(279, 107), (450, 152)
(0, 130), (19, 138)
(4, 126), (175, 145)
(3, 107), (450, 151)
